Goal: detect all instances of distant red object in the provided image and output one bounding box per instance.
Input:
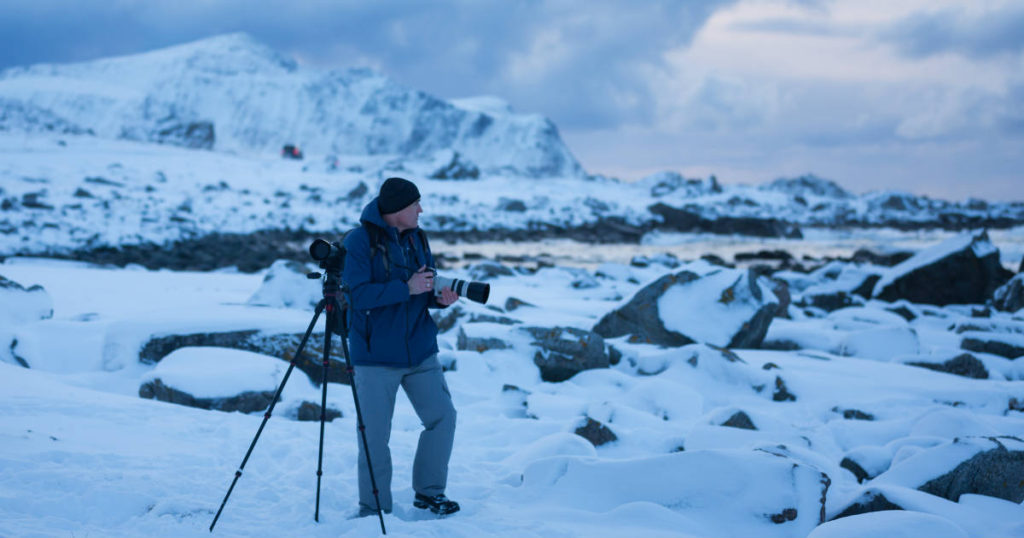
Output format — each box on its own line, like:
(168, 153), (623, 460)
(282, 144), (303, 160)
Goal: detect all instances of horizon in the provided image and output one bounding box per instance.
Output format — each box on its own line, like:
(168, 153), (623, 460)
(1, 0), (1022, 202)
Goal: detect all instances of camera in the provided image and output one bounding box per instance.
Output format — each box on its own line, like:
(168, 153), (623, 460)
(309, 238), (344, 271)
(429, 269), (490, 305)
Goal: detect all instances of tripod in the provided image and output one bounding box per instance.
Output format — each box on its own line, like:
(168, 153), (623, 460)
(209, 266), (387, 534)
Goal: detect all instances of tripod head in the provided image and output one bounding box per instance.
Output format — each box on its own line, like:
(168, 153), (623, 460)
(307, 238), (349, 335)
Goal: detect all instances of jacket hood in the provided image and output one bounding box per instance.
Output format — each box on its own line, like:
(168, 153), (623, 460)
(360, 197), (389, 229)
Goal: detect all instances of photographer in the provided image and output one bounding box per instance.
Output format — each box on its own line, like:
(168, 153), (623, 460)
(341, 176), (461, 518)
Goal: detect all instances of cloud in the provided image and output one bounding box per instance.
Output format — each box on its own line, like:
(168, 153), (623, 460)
(882, 2), (1024, 59)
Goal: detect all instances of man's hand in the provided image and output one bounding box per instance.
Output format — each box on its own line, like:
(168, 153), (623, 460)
(408, 265), (434, 295)
(437, 286), (459, 306)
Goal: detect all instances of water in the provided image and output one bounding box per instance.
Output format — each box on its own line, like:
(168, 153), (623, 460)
(433, 227), (1024, 271)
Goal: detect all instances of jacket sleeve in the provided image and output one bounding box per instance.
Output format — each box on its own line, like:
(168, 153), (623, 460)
(424, 233), (449, 310)
(343, 228), (409, 310)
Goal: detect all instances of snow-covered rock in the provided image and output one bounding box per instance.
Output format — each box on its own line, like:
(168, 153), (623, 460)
(246, 259), (320, 310)
(524, 326), (615, 382)
(138, 346), (335, 419)
(810, 510), (968, 538)
(0, 274), (53, 325)
(873, 230), (1012, 306)
(594, 267), (778, 349)
(992, 273), (1024, 313)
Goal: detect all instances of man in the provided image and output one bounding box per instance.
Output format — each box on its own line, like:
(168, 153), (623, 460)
(342, 176), (461, 518)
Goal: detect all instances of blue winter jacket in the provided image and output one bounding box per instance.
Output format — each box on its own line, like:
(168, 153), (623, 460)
(342, 197), (443, 367)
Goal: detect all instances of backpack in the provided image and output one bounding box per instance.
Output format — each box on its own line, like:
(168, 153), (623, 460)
(339, 223), (430, 279)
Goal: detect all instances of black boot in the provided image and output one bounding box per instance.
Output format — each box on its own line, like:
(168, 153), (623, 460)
(413, 493), (460, 515)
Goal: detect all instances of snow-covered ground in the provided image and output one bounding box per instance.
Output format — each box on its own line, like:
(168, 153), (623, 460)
(2, 246), (1022, 537)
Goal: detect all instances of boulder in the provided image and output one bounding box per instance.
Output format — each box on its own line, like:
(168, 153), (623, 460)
(574, 417), (618, 446)
(526, 326), (612, 382)
(906, 353), (989, 379)
(873, 230), (1012, 306)
(992, 273), (1024, 313)
(138, 330), (352, 385)
(456, 325), (511, 353)
(594, 267), (778, 349)
(295, 401), (342, 422)
(139, 378), (276, 413)
(467, 260), (515, 280)
(722, 411), (757, 430)
(680, 343), (797, 402)
(918, 437), (1024, 503)
(247, 259), (320, 310)
(960, 332), (1024, 360)
(870, 436), (1024, 504)
(832, 490), (905, 519)
(138, 347), (326, 417)
(0, 275), (54, 325)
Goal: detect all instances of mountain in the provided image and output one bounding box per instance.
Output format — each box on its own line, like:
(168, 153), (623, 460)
(0, 33), (583, 178)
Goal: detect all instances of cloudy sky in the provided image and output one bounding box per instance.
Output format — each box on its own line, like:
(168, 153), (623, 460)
(1, 0), (1022, 201)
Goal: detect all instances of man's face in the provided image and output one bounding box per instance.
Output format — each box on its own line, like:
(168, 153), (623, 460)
(393, 200), (421, 231)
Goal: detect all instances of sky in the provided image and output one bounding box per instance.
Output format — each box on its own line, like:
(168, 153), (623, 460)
(1, 0), (1022, 201)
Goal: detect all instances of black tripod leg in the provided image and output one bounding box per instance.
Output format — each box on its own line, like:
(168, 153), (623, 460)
(314, 324), (331, 522)
(339, 324), (387, 535)
(210, 300), (326, 533)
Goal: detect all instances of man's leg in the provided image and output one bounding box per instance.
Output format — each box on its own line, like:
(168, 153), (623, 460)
(401, 354), (457, 497)
(353, 363), (403, 514)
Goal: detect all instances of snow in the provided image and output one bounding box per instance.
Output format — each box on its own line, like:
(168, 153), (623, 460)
(808, 510), (969, 538)
(2, 253), (1024, 538)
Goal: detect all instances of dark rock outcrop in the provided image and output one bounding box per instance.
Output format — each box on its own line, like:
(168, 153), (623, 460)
(456, 326), (511, 353)
(907, 353), (989, 379)
(526, 326), (611, 382)
(722, 411), (757, 430)
(574, 417), (617, 447)
(992, 273), (1024, 313)
(961, 335), (1024, 360)
(832, 490), (904, 519)
(918, 438), (1024, 503)
(873, 230), (1012, 306)
(139, 378), (275, 413)
(649, 203), (803, 238)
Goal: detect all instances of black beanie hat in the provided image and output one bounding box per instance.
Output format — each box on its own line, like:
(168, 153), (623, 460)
(378, 177), (420, 214)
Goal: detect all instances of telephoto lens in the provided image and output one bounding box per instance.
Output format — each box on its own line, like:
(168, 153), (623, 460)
(434, 274), (490, 304)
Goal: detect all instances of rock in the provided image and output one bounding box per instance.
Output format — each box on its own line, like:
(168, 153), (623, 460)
(497, 198), (527, 212)
(345, 181), (368, 201)
(152, 120), (215, 150)
(873, 230), (1012, 306)
(850, 249), (914, 267)
(456, 326), (511, 353)
(721, 411), (757, 430)
(992, 273), (1024, 313)
(832, 490), (905, 519)
(573, 417), (618, 447)
(960, 333), (1024, 359)
(593, 268), (778, 349)
(468, 260), (515, 280)
(833, 408), (875, 421)
(139, 378), (276, 413)
(906, 353), (989, 379)
(918, 437), (1024, 503)
(295, 401), (342, 422)
(428, 149), (480, 180)
(0, 275), (54, 325)
(246, 259), (320, 310)
(526, 326), (611, 382)
(432, 304), (464, 333)
(649, 203), (803, 238)
(797, 291), (864, 312)
(504, 297), (534, 311)
(138, 330), (352, 385)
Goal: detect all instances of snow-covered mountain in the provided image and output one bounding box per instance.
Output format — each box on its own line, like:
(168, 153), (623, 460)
(0, 34), (1022, 261)
(0, 33), (582, 178)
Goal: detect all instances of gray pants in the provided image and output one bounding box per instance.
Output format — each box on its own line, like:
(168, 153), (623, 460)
(353, 354), (456, 513)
